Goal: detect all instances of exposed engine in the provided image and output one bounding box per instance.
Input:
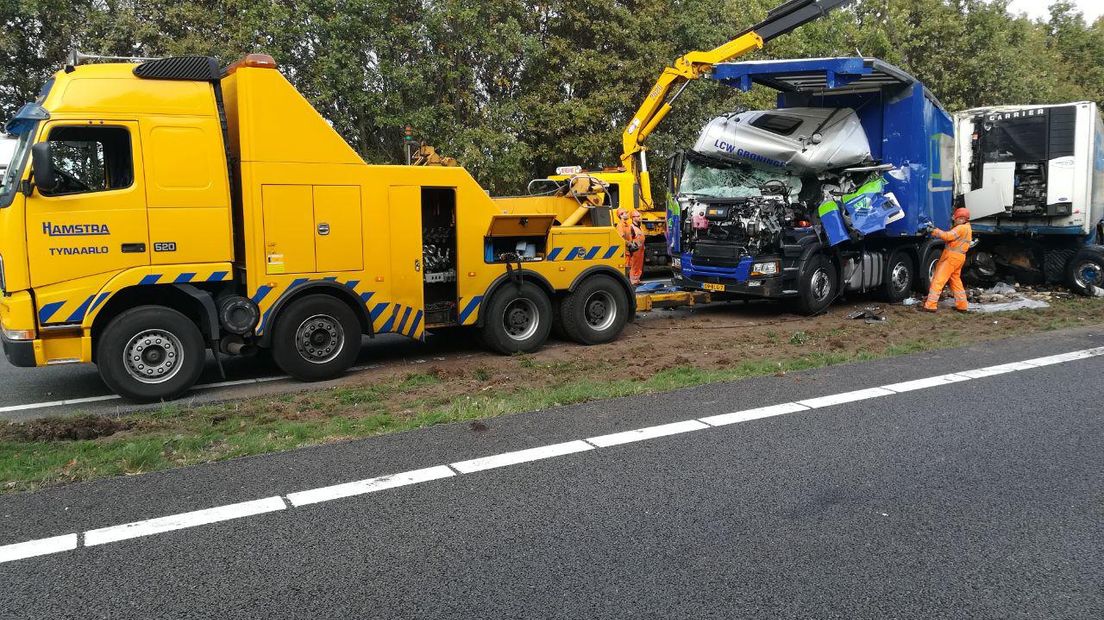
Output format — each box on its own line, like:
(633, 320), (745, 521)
(681, 187), (810, 267)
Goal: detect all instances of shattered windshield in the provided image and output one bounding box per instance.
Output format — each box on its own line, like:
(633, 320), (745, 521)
(0, 128), (34, 207)
(681, 154), (802, 199)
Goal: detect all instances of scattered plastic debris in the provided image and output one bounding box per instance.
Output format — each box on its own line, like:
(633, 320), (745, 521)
(846, 306), (887, 323)
(901, 297), (921, 307)
(970, 298), (1050, 313)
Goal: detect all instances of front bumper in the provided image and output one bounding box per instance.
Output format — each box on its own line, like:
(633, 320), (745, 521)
(2, 333), (36, 367)
(673, 273), (788, 298)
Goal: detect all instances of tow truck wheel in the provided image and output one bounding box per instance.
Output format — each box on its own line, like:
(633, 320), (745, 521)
(796, 254), (838, 315)
(880, 251), (915, 303)
(1066, 247), (1104, 296)
(97, 306), (206, 403)
(480, 282), (552, 354)
(271, 294), (361, 381)
(559, 275), (630, 345)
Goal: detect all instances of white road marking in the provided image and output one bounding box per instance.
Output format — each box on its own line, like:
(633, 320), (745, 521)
(797, 387), (896, 409)
(3, 345), (1103, 564)
(587, 420), (709, 448)
(83, 497), (287, 547)
(0, 533), (78, 564)
(882, 374), (970, 394)
(1022, 347), (1104, 367)
(956, 361), (1038, 379)
(451, 440), (594, 473)
(0, 395), (119, 414)
(287, 466), (455, 507)
(699, 402), (810, 427)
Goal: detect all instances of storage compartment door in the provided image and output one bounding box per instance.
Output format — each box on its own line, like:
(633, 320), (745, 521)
(385, 186), (425, 337)
(313, 185), (363, 272)
(261, 185), (315, 274)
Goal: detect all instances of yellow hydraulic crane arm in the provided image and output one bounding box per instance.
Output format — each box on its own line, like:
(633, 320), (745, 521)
(620, 0), (854, 212)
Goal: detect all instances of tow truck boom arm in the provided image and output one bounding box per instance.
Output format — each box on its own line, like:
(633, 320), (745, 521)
(620, 0), (853, 208)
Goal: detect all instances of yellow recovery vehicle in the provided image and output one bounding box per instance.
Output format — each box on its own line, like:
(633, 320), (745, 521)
(0, 54), (632, 401)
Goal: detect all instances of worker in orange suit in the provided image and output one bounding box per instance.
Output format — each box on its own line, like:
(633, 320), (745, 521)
(615, 207), (630, 239)
(923, 207), (973, 313)
(625, 210), (646, 286)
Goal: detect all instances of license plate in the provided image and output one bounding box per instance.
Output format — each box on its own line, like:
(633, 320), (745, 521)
(703, 282), (726, 292)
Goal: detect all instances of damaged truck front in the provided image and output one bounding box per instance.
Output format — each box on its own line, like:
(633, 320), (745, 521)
(668, 58), (955, 314)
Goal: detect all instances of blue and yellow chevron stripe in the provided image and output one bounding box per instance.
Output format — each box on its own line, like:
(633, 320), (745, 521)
(38, 270), (232, 325)
(546, 245), (622, 262)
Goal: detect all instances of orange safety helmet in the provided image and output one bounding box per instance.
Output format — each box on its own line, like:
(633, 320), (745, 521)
(953, 207), (970, 222)
(630, 210), (642, 220)
(616, 208), (629, 220)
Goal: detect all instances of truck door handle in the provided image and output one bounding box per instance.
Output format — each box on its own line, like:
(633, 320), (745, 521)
(317, 222), (330, 236)
(121, 243), (146, 253)
(414, 259), (421, 272)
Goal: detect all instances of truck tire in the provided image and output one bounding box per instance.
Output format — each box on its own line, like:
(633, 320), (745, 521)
(1065, 247), (1104, 296)
(880, 250), (915, 303)
(559, 275), (630, 345)
(97, 306), (206, 403)
(916, 245), (942, 294)
(480, 282), (552, 354)
(271, 294), (361, 381)
(796, 254), (838, 315)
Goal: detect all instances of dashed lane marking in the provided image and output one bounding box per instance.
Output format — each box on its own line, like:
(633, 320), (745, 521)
(2, 346), (1102, 564)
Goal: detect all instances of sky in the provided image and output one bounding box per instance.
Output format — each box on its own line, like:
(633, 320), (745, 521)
(1006, 0), (1104, 22)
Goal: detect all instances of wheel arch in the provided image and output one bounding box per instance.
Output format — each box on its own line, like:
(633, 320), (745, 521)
(258, 281), (372, 347)
(89, 284), (219, 362)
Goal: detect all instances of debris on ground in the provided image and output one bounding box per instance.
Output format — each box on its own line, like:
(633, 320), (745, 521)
(846, 306), (888, 323)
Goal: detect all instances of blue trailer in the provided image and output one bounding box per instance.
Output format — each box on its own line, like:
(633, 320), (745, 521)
(667, 57), (956, 313)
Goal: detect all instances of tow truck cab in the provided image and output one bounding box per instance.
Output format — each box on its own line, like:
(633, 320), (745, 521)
(0, 54), (631, 401)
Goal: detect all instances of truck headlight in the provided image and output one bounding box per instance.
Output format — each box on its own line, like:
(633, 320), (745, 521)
(3, 328), (35, 341)
(751, 261), (780, 276)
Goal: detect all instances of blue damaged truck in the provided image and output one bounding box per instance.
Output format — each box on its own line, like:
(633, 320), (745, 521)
(666, 57), (957, 314)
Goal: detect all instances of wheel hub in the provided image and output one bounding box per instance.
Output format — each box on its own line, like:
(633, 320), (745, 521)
(1077, 262), (1102, 288)
(890, 263), (910, 291)
(811, 269), (831, 301)
(295, 314), (344, 364)
(124, 330), (183, 385)
(583, 291), (617, 331)
(502, 299), (539, 341)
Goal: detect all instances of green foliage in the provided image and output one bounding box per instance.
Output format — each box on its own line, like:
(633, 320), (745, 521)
(4, 0), (1104, 193)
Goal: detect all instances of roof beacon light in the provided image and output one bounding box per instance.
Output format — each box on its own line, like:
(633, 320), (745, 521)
(226, 53), (278, 75)
(556, 166), (583, 175)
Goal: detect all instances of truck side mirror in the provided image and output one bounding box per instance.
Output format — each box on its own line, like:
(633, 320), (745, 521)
(668, 151), (685, 196)
(31, 142), (57, 194)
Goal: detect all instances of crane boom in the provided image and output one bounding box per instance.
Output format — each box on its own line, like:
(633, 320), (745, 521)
(621, 0), (854, 211)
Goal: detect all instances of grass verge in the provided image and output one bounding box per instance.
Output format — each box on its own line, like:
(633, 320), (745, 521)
(1, 297), (1101, 494)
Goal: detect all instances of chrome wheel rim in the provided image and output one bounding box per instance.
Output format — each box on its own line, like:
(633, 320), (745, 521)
(811, 268), (832, 302)
(295, 314), (344, 364)
(124, 329), (183, 384)
(890, 262), (910, 293)
(583, 291), (617, 332)
(503, 299), (539, 341)
(1074, 261), (1102, 289)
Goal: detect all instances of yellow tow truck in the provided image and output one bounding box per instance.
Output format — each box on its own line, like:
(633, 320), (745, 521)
(0, 54), (632, 401)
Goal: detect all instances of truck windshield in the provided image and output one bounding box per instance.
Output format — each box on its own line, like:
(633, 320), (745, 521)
(0, 128), (34, 208)
(681, 155), (802, 199)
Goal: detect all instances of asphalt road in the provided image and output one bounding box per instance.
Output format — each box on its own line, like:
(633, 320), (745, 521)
(1, 328), (1102, 618)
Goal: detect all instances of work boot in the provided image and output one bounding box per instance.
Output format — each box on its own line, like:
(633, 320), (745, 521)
(921, 306), (937, 313)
